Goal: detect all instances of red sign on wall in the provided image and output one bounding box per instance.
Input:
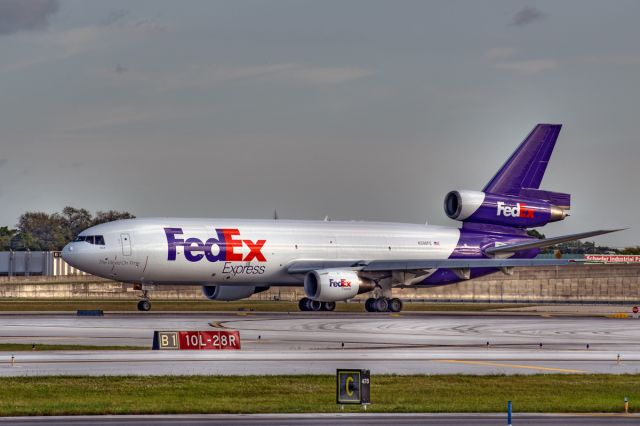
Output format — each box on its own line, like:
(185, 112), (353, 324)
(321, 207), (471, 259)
(584, 255), (640, 263)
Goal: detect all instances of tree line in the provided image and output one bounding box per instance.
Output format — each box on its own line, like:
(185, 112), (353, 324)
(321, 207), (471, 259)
(0, 207), (135, 251)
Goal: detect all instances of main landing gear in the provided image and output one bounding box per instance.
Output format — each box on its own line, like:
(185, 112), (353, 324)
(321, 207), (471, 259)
(365, 297), (403, 313)
(298, 297), (336, 311)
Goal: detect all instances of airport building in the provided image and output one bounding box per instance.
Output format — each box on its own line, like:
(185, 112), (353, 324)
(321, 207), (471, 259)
(0, 251), (87, 277)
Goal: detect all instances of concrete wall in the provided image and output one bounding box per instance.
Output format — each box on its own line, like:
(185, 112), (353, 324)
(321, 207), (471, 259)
(394, 264), (640, 303)
(0, 264), (638, 303)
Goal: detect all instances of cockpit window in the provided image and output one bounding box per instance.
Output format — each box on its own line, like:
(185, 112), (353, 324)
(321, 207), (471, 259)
(74, 235), (105, 245)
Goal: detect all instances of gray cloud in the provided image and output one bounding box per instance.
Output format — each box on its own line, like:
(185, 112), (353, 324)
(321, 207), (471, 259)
(485, 47), (516, 59)
(0, 159), (7, 168)
(512, 6), (546, 27)
(495, 58), (558, 74)
(0, 0), (59, 35)
(114, 64), (128, 73)
(101, 9), (128, 27)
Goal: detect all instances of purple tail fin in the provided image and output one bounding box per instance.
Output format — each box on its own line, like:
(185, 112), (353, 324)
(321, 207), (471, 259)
(483, 124), (564, 199)
(459, 124), (570, 234)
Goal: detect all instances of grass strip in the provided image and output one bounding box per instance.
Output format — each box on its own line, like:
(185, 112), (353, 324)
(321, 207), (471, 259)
(0, 299), (528, 312)
(0, 375), (637, 416)
(0, 343), (146, 351)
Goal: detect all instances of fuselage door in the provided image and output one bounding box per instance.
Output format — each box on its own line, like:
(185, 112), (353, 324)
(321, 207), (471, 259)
(121, 233), (132, 256)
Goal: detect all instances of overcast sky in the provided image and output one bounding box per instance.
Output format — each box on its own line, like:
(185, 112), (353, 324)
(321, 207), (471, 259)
(0, 0), (638, 246)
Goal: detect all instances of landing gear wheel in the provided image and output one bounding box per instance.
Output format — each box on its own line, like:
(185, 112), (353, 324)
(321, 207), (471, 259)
(365, 298), (376, 312)
(309, 300), (322, 311)
(322, 301), (336, 311)
(299, 297), (310, 311)
(388, 298), (403, 313)
(374, 297), (388, 313)
(137, 300), (151, 312)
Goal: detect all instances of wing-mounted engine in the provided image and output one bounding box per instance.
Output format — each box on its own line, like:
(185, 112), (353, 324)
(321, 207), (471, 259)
(304, 269), (375, 302)
(444, 190), (568, 228)
(202, 285), (269, 301)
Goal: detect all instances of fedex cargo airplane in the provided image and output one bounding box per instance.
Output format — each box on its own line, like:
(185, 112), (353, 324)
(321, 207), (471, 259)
(62, 124), (620, 312)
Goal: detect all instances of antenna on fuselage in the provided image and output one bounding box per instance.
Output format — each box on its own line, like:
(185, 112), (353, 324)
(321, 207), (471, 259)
(273, 209), (279, 220)
(324, 215), (330, 222)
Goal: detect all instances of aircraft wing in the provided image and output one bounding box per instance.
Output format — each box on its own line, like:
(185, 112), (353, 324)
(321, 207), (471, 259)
(287, 258), (571, 274)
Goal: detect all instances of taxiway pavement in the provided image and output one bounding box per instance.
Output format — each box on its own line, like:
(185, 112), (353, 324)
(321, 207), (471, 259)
(1, 311), (639, 376)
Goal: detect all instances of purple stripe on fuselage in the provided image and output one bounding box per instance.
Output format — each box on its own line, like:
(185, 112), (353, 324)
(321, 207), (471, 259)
(418, 228), (540, 286)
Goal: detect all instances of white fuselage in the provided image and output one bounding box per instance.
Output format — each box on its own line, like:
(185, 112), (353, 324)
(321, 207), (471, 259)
(62, 218), (461, 286)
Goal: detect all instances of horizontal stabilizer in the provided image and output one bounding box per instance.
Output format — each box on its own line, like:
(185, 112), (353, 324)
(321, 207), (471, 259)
(484, 229), (625, 255)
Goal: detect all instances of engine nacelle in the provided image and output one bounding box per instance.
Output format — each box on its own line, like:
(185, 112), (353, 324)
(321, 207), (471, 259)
(201, 285), (269, 301)
(444, 190), (567, 228)
(304, 269), (375, 302)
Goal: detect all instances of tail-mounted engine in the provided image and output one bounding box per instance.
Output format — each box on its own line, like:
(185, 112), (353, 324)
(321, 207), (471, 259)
(444, 190), (568, 228)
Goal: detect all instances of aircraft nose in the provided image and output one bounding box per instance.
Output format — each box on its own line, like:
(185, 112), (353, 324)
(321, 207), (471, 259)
(61, 243), (76, 266)
(62, 242), (91, 270)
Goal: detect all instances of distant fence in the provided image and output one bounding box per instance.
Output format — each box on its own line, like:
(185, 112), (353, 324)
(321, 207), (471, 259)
(0, 251), (87, 277)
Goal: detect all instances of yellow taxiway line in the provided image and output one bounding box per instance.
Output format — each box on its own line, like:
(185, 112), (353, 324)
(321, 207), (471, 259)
(439, 359), (587, 373)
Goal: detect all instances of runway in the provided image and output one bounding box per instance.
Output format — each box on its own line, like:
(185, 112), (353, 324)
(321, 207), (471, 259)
(1, 311), (639, 376)
(1, 413), (640, 426)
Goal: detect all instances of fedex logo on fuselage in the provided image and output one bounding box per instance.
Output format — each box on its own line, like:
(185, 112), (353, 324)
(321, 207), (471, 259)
(164, 227), (266, 263)
(496, 201), (535, 219)
(329, 278), (351, 288)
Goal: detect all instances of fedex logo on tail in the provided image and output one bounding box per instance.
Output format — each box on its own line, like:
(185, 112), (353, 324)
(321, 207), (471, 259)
(496, 201), (535, 219)
(164, 228), (266, 263)
(329, 278), (352, 288)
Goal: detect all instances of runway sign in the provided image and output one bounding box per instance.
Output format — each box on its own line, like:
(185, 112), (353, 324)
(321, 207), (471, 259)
(336, 369), (370, 405)
(152, 330), (241, 350)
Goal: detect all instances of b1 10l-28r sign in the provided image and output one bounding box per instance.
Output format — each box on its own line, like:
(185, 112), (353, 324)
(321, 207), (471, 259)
(152, 330), (241, 350)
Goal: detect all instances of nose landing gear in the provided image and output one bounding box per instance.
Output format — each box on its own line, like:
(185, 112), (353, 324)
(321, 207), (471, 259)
(365, 297), (403, 313)
(134, 284), (153, 311)
(137, 299), (151, 312)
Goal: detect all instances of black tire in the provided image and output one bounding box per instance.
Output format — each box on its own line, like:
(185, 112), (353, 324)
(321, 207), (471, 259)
(374, 298), (388, 313)
(389, 298), (403, 313)
(323, 301), (336, 311)
(138, 300), (151, 312)
(309, 300), (322, 311)
(298, 298), (309, 311)
(365, 298), (376, 312)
